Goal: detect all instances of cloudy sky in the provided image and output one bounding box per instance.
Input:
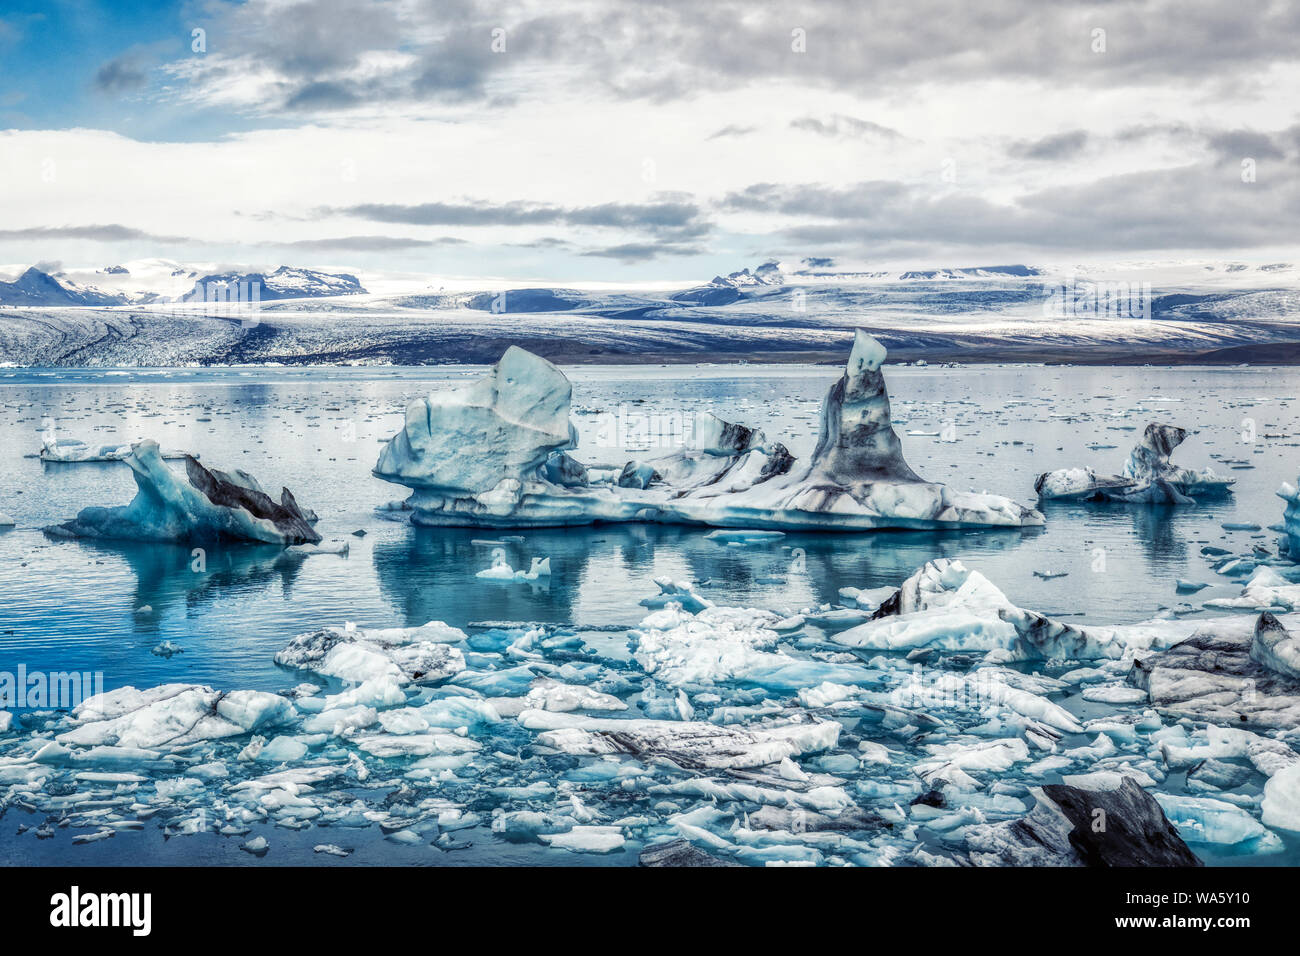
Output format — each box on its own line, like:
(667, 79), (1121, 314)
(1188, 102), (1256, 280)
(0, 0), (1297, 282)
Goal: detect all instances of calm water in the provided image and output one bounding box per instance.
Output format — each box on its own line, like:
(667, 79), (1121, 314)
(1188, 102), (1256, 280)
(0, 363), (1297, 865)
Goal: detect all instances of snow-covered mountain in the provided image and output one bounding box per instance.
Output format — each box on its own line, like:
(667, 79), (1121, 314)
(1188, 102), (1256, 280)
(0, 267), (130, 307)
(179, 266), (366, 302)
(1, 256), (1297, 366)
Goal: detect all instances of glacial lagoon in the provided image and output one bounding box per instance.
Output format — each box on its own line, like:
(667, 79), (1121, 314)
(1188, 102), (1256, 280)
(1, 361), (1298, 865)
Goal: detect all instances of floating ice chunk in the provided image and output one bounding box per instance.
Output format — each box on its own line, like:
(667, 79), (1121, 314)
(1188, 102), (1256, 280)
(522, 710), (840, 769)
(640, 577), (713, 613)
(256, 735), (308, 763)
(314, 844), (352, 857)
(1035, 424), (1232, 504)
(216, 690), (297, 732)
(914, 738), (1030, 790)
(46, 440), (321, 546)
(632, 604), (879, 689)
(1132, 612), (1300, 729)
(540, 825), (625, 853)
(1155, 793), (1283, 850)
(703, 529), (786, 545)
(285, 540), (350, 556)
(834, 558), (1196, 661)
(965, 777), (1201, 866)
(60, 684), (247, 750)
(240, 836), (269, 856)
(275, 624), (466, 686)
(521, 678), (627, 713)
(40, 436), (193, 462)
(1278, 478), (1300, 558)
(1261, 761), (1300, 831)
(1204, 567), (1300, 611)
(476, 555), (551, 581)
(1250, 611), (1300, 679)
(1079, 684), (1147, 704)
(375, 344), (574, 495)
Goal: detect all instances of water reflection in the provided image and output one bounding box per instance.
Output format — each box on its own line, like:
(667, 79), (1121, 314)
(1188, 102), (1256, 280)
(371, 522), (1042, 630)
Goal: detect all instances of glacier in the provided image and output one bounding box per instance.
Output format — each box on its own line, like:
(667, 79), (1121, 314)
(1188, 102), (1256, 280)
(44, 439), (322, 546)
(373, 330), (1044, 532)
(1035, 423), (1234, 503)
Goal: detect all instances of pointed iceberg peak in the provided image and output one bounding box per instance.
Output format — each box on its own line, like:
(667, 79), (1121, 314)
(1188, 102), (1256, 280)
(1124, 423), (1188, 481)
(811, 329), (921, 484)
(849, 328), (887, 375)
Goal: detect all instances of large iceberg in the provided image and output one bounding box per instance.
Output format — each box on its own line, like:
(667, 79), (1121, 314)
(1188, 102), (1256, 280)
(373, 332), (1043, 531)
(1035, 423), (1233, 503)
(46, 439), (321, 546)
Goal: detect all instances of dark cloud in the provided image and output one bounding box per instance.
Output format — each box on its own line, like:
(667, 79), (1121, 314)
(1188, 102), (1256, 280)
(0, 224), (191, 243)
(319, 198), (712, 239)
(177, 0), (1300, 113)
(267, 236), (466, 251)
(94, 57), (147, 93)
(721, 163), (1300, 253)
(1008, 130), (1089, 160)
(284, 81), (364, 111)
(580, 241), (705, 262)
(706, 124), (757, 140)
(791, 115), (903, 141)
(1206, 128), (1292, 163)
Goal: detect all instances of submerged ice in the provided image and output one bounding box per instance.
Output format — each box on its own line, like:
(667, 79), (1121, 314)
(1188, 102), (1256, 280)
(373, 331), (1043, 532)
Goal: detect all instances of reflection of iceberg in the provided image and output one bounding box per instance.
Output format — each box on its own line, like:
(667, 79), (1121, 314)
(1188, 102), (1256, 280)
(374, 331), (1043, 531)
(40, 436), (194, 463)
(45, 440), (321, 545)
(1035, 424), (1234, 503)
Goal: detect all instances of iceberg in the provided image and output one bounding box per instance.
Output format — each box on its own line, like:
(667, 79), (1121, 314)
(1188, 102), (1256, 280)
(830, 558), (1195, 661)
(373, 332), (1043, 532)
(1131, 612), (1300, 729)
(1278, 476), (1300, 558)
(964, 777), (1201, 866)
(1035, 423), (1234, 503)
(45, 440), (321, 546)
(40, 436), (193, 463)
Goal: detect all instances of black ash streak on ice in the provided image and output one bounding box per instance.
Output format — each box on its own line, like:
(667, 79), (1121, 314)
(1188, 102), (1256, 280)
(5, 336), (1300, 865)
